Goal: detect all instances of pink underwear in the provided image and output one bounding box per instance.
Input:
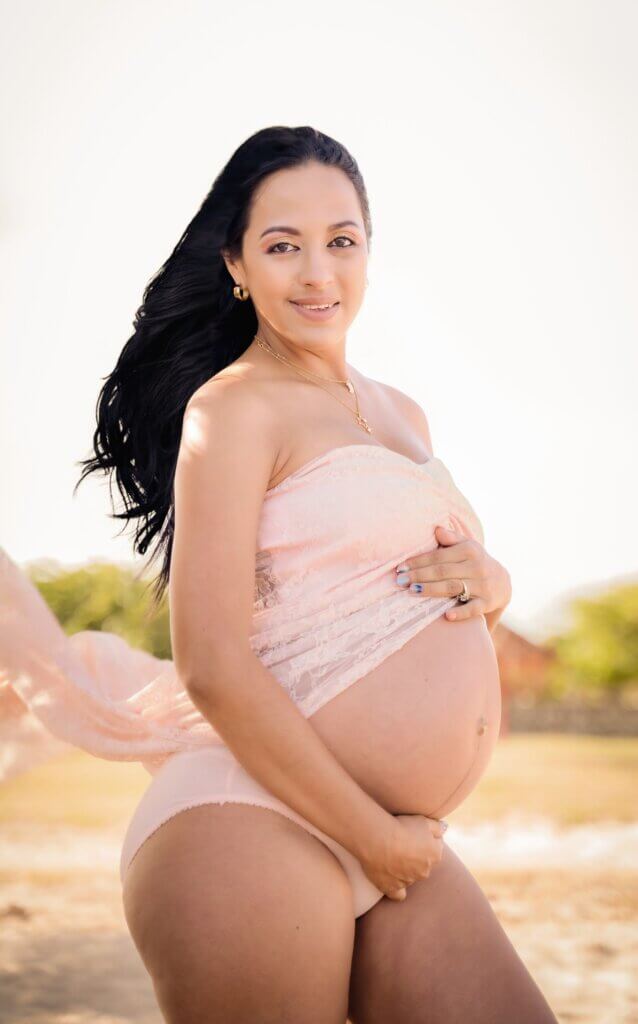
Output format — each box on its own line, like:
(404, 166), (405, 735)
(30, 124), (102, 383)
(119, 743), (389, 918)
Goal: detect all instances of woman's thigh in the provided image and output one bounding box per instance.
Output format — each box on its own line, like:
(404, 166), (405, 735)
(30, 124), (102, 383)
(348, 842), (559, 1024)
(122, 801), (356, 1024)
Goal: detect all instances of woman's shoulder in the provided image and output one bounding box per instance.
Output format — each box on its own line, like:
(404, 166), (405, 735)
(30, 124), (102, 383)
(189, 357), (279, 410)
(351, 369), (434, 454)
(186, 369), (275, 434)
(314, 361), (434, 458)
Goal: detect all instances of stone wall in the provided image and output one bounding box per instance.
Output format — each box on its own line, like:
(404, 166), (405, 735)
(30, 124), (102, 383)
(508, 699), (638, 736)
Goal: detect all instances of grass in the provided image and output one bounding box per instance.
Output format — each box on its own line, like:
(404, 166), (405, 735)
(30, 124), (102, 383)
(0, 733), (636, 830)
(449, 732), (638, 827)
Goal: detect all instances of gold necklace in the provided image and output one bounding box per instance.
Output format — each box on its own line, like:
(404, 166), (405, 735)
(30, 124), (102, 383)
(254, 332), (373, 434)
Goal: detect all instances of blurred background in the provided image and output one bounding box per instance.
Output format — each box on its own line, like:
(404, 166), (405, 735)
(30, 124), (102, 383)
(1, 1), (636, 1022)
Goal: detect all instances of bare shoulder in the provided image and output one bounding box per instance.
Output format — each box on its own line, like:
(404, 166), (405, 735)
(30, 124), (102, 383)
(180, 368), (280, 492)
(351, 367), (434, 457)
(186, 365), (279, 443)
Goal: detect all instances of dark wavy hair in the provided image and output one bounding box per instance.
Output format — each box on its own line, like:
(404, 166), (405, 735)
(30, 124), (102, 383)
(74, 125), (373, 609)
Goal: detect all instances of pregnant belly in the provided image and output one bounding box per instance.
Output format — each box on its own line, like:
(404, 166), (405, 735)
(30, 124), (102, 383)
(308, 612), (502, 820)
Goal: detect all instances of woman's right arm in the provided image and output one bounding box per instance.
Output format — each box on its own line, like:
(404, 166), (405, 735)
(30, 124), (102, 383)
(169, 377), (402, 870)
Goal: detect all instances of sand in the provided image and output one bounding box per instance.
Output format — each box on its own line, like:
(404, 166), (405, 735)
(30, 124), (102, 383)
(1, 819), (636, 1024)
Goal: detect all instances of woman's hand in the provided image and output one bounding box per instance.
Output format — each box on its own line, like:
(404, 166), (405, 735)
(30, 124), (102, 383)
(359, 814), (447, 902)
(394, 525), (512, 622)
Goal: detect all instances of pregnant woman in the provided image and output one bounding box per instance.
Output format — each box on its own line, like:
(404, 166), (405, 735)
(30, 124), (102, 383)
(0, 126), (558, 1023)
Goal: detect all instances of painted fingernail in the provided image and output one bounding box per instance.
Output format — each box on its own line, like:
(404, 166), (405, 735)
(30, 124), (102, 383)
(410, 583), (423, 593)
(396, 572), (410, 586)
(395, 563), (409, 573)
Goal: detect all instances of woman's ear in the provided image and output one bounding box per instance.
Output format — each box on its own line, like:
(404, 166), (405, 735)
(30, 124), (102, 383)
(221, 249), (243, 287)
(220, 249), (233, 276)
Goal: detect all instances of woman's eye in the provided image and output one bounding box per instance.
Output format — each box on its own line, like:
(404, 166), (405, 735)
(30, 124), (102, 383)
(268, 241), (297, 254)
(267, 236), (356, 254)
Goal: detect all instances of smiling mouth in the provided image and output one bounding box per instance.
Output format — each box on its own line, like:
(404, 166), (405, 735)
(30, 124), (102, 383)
(290, 301), (339, 309)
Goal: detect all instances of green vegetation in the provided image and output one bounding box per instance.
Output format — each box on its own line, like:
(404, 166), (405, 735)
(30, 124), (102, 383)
(27, 558), (171, 659)
(545, 582), (638, 700)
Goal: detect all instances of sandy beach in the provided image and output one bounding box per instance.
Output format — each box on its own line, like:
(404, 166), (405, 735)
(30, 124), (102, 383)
(1, 736), (637, 1023)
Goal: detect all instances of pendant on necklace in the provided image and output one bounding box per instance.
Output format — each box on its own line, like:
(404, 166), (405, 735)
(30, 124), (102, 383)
(356, 413), (373, 433)
(344, 380), (354, 393)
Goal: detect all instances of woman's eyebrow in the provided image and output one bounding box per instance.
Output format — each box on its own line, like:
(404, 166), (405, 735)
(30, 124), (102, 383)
(259, 219), (362, 239)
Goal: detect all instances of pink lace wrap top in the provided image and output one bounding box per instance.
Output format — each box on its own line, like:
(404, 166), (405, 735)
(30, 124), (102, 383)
(0, 443), (484, 781)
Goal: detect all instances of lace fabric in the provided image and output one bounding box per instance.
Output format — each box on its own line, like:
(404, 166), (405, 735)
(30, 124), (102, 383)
(0, 445), (484, 781)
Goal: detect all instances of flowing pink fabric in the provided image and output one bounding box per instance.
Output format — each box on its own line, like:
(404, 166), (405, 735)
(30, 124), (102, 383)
(0, 444), (484, 783)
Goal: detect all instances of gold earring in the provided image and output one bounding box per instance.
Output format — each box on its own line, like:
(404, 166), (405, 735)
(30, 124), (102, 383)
(233, 284), (250, 301)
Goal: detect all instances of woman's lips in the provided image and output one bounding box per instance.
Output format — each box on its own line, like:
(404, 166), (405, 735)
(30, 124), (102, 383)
(289, 300), (340, 321)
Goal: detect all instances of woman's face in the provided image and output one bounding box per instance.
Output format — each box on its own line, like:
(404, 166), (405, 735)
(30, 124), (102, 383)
(224, 161), (369, 347)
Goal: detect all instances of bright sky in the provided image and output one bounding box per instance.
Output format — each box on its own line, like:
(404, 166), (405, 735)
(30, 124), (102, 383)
(1, 1), (636, 643)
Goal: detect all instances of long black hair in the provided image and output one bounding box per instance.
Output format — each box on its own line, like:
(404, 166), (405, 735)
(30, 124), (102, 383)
(74, 125), (373, 608)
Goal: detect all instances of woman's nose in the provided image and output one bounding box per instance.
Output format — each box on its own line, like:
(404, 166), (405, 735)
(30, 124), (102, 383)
(298, 254), (335, 287)
(298, 271), (334, 289)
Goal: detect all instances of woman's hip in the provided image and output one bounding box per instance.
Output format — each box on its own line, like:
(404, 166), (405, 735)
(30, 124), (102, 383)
(119, 743), (386, 918)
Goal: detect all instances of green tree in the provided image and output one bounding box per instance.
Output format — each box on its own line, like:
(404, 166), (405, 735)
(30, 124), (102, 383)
(26, 559), (171, 659)
(547, 582), (638, 700)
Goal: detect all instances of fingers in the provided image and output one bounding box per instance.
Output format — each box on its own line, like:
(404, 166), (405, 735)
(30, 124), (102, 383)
(428, 817), (449, 839)
(388, 886), (407, 902)
(445, 597), (487, 620)
(395, 570), (473, 599)
(394, 552), (473, 584)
